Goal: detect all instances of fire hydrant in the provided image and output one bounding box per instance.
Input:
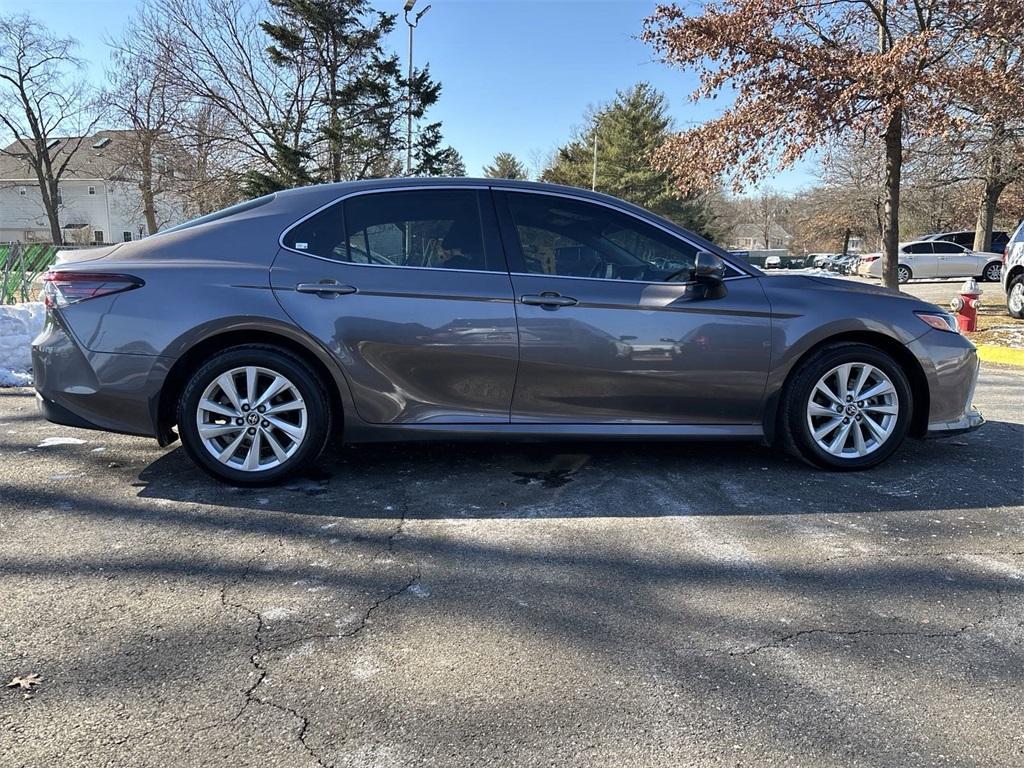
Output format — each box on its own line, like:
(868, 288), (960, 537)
(950, 278), (982, 333)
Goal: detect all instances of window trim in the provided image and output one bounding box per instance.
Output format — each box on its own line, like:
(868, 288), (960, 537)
(278, 183), (753, 282)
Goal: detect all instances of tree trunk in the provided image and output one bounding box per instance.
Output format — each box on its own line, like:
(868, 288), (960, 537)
(42, 177), (63, 246)
(973, 123), (1005, 253)
(880, 107), (902, 289)
(141, 149), (159, 235)
(841, 228), (851, 257)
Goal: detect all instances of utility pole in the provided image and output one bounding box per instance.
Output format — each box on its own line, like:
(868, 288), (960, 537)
(404, 1), (432, 176)
(591, 116), (599, 191)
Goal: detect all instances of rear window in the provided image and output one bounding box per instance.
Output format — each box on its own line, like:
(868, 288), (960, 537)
(160, 194), (276, 235)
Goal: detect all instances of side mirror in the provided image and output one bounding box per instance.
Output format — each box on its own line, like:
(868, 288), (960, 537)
(693, 251), (726, 283)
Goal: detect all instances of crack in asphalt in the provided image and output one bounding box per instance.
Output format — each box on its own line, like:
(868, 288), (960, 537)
(729, 586), (1014, 656)
(820, 549), (1024, 563)
(210, 508), (422, 766)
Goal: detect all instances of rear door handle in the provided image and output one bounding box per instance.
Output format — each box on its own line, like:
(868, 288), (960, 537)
(296, 281), (357, 297)
(521, 292), (578, 308)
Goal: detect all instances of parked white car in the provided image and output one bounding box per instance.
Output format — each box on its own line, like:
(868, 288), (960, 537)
(764, 255), (781, 269)
(857, 240), (1004, 284)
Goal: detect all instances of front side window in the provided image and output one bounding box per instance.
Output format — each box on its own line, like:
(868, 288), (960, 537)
(284, 189), (502, 272)
(504, 193), (706, 282)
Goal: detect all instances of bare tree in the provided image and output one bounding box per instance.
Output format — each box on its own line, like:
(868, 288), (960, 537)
(135, 0), (318, 186)
(102, 29), (177, 234)
(0, 14), (102, 244)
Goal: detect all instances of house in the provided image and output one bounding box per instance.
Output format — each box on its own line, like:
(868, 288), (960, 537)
(726, 222), (794, 252)
(0, 130), (183, 244)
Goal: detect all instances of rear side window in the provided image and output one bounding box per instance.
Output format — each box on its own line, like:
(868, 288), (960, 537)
(904, 242), (933, 254)
(284, 189), (505, 273)
(932, 241), (965, 254)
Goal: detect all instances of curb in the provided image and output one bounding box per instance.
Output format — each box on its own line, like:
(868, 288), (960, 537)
(976, 345), (1024, 367)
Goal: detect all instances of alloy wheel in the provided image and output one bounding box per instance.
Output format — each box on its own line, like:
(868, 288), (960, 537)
(897, 266), (911, 284)
(985, 263), (1001, 282)
(196, 366), (307, 472)
(1010, 282), (1024, 314)
(806, 362), (899, 459)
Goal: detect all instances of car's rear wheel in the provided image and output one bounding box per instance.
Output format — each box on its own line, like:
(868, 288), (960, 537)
(782, 343), (912, 470)
(897, 265), (912, 284)
(982, 261), (1002, 282)
(1008, 276), (1024, 319)
(177, 345), (332, 485)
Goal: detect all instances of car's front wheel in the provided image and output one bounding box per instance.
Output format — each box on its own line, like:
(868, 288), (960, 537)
(177, 345), (332, 485)
(782, 343), (912, 470)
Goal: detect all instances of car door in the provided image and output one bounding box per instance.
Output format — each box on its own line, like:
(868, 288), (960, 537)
(932, 240), (976, 278)
(902, 242), (937, 278)
(494, 190), (772, 425)
(271, 187), (519, 425)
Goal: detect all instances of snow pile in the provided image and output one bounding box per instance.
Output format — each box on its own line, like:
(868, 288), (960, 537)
(0, 302), (45, 387)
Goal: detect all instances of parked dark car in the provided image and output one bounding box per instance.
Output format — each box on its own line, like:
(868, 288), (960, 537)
(33, 179), (983, 484)
(921, 229), (1009, 255)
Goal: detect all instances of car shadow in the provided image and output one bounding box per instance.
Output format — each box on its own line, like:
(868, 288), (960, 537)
(133, 419), (1023, 519)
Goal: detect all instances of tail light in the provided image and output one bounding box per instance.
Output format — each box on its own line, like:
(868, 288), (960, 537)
(43, 271), (143, 309)
(860, 255), (880, 263)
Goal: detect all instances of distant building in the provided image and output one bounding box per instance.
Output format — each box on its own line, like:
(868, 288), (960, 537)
(726, 222), (793, 252)
(0, 130), (183, 244)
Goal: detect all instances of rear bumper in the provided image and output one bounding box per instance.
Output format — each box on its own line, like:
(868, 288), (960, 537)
(31, 311), (167, 439)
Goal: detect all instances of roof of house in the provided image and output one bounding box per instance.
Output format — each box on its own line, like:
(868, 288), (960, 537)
(0, 130), (136, 181)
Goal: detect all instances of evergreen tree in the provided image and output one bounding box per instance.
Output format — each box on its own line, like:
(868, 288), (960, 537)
(411, 122), (464, 177)
(542, 83), (715, 236)
(261, 0), (442, 184)
(483, 152), (529, 180)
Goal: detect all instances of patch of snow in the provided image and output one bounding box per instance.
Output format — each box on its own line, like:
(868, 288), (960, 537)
(0, 302), (45, 387)
(37, 436), (87, 447)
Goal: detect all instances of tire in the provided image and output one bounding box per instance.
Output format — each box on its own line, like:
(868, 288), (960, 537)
(781, 343), (912, 471)
(982, 261), (1002, 283)
(177, 345), (332, 486)
(897, 265), (912, 284)
(1008, 275), (1024, 319)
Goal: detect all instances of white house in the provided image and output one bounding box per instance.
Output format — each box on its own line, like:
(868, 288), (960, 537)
(0, 130), (183, 244)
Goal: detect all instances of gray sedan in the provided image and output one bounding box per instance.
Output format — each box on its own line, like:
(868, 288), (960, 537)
(33, 179), (983, 484)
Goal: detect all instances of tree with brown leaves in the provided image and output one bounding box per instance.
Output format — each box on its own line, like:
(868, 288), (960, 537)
(643, 0), (1023, 287)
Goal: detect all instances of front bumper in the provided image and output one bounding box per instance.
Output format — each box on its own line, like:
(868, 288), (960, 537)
(926, 406), (985, 437)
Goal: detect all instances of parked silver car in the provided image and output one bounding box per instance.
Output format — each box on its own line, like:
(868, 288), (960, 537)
(858, 240), (1004, 283)
(1003, 220), (1024, 318)
(33, 179), (983, 484)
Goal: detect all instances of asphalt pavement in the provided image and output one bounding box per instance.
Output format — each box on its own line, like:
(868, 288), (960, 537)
(0, 365), (1021, 767)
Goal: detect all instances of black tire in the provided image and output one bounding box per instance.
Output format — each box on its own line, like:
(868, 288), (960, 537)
(982, 261), (1002, 283)
(177, 345), (332, 486)
(1008, 275), (1024, 319)
(897, 265), (912, 284)
(780, 343), (913, 471)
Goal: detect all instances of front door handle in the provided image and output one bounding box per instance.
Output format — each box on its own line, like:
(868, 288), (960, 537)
(521, 292), (578, 308)
(296, 281), (357, 297)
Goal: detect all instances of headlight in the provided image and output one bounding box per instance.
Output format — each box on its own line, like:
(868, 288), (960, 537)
(915, 311), (960, 334)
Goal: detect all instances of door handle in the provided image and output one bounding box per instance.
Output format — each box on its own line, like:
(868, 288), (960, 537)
(521, 292), (578, 308)
(296, 281), (357, 297)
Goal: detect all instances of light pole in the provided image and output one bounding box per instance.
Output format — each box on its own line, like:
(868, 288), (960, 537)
(591, 113), (601, 191)
(404, 0), (431, 176)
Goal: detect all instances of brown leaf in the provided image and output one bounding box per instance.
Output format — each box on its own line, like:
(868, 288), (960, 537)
(6, 673), (42, 691)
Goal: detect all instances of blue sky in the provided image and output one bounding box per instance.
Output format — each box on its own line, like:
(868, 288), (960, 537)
(4, 0), (814, 191)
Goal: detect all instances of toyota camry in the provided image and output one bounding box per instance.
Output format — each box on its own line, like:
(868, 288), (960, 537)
(33, 178), (984, 484)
